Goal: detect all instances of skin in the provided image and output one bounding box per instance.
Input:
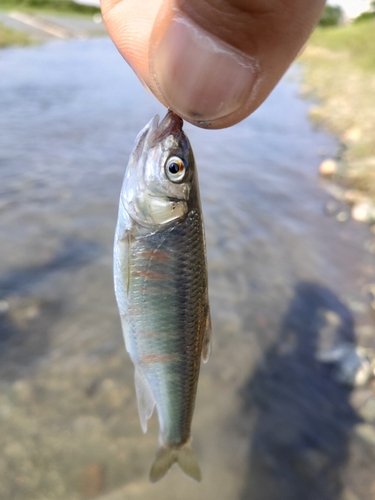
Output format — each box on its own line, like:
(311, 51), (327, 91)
(100, 0), (326, 129)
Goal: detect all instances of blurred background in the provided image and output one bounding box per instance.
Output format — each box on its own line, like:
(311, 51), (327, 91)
(0, 1), (375, 499)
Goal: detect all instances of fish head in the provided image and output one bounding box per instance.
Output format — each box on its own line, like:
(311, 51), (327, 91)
(122, 111), (195, 228)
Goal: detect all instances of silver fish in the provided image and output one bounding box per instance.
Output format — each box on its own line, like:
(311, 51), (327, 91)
(113, 111), (211, 482)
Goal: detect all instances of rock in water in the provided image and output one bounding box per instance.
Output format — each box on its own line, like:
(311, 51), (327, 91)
(319, 159), (338, 177)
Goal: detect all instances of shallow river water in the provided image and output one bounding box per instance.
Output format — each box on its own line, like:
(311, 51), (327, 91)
(0, 38), (375, 500)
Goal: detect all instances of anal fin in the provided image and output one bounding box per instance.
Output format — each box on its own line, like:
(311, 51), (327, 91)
(134, 367), (155, 433)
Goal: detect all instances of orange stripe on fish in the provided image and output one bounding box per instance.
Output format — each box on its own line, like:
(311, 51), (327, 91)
(132, 270), (167, 279)
(142, 331), (160, 339)
(140, 250), (171, 262)
(140, 353), (179, 365)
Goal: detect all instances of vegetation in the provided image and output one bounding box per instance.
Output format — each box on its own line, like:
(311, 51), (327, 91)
(0, 0), (100, 15)
(0, 0), (101, 48)
(0, 23), (32, 47)
(355, 1), (375, 23)
(310, 18), (375, 72)
(354, 11), (375, 23)
(300, 19), (375, 199)
(318, 5), (344, 27)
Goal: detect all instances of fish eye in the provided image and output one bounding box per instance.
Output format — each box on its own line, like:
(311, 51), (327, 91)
(165, 156), (186, 183)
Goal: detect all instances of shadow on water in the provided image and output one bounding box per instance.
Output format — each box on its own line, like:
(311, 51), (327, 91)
(240, 282), (361, 500)
(0, 238), (102, 380)
(0, 238), (101, 297)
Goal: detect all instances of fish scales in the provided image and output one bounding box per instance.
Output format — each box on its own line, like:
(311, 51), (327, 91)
(128, 209), (206, 445)
(113, 111), (211, 482)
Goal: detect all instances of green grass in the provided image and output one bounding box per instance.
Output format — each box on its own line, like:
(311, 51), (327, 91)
(300, 19), (375, 200)
(0, 22), (32, 47)
(308, 20), (375, 72)
(0, 0), (100, 16)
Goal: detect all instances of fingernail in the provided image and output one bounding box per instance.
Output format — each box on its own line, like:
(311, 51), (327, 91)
(151, 13), (259, 124)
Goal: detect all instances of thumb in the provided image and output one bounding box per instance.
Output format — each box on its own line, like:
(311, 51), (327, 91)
(101, 0), (325, 129)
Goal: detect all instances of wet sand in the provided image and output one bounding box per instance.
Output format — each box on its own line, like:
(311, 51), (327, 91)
(0, 39), (375, 499)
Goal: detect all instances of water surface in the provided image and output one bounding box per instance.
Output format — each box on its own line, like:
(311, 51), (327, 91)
(0, 38), (374, 500)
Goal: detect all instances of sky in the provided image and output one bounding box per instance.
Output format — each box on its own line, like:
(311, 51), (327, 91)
(328, 0), (372, 18)
(77, 0), (372, 20)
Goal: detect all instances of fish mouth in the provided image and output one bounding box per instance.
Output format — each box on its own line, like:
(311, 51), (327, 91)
(151, 110), (183, 144)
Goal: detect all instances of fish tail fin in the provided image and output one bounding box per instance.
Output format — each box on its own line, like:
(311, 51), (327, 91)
(149, 441), (201, 483)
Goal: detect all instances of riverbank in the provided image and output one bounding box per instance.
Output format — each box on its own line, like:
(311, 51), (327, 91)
(300, 19), (375, 223)
(1, 0), (100, 16)
(0, 0), (103, 45)
(0, 21), (31, 47)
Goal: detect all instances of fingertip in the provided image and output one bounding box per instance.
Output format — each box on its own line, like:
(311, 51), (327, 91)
(101, 0), (326, 130)
(150, 13), (261, 129)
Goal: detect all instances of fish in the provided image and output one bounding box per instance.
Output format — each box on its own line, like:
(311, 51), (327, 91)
(113, 110), (211, 483)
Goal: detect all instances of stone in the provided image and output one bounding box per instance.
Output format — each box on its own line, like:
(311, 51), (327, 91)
(355, 325), (374, 339)
(352, 201), (375, 223)
(355, 423), (375, 446)
(309, 105), (324, 121)
(317, 343), (374, 386)
(80, 462), (105, 498)
(9, 299), (41, 329)
(358, 398), (375, 423)
(350, 389), (373, 409)
(319, 159), (338, 177)
(13, 380), (33, 403)
(73, 416), (103, 433)
(0, 300), (9, 314)
(98, 379), (128, 408)
(347, 300), (367, 314)
(317, 310), (341, 354)
(343, 126), (361, 143)
(344, 189), (364, 205)
(324, 200), (338, 216)
(3, 442), (28, 461)
(336, 211), (349, 222)
(342, 490), (360, 500)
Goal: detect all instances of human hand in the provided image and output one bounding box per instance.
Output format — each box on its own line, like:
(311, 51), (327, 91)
(100, 0), (325, 129)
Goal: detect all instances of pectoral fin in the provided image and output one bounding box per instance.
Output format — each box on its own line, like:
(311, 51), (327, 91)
(201, 307), (212, 363)
(114, 228), (131, 315)
(134, 367), (155, 433)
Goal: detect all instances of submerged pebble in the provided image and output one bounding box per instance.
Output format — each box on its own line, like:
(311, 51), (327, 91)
(317, 343), (375, 387)
(0, 300), (10, 314)
(12, 380), (33, 403)
(80, 462), (105, 498)
(357, 398), (375, 423)
(355, 423), (375, 446)
(336, 211), (349, 222)
(324, 200), (339, 216)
